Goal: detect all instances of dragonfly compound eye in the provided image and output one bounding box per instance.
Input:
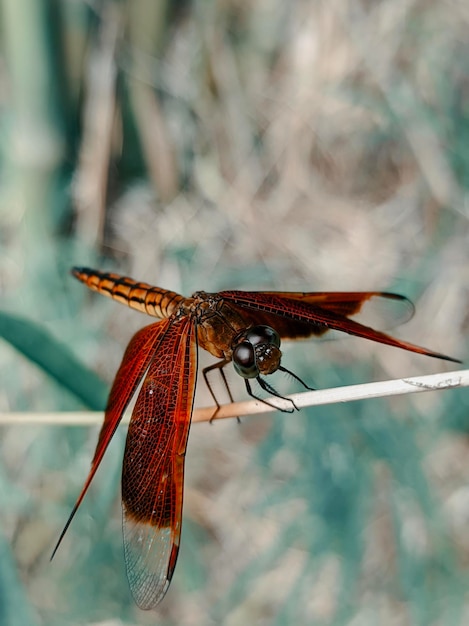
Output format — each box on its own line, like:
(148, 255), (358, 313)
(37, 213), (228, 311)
(233, 341), (258, 378)
(245, 325), (281, 348)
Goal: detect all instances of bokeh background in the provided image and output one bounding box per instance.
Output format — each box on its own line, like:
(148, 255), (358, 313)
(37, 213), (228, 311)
(1, 1), (468, 625)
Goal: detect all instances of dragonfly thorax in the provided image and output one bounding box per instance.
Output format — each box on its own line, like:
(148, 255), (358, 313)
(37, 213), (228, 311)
(191, 293), (251, 359)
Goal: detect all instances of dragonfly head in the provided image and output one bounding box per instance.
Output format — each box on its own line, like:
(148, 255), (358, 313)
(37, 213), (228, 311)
(232, 325), (281, 378)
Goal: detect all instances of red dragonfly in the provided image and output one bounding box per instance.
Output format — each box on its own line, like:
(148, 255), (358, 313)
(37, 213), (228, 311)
(52, 267), (459, 609)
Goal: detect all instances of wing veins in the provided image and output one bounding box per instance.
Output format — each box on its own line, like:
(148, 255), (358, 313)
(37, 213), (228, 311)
(51, 320), (172, 560)
(220, 291), (458, 361)
(122, 316), (197, 609)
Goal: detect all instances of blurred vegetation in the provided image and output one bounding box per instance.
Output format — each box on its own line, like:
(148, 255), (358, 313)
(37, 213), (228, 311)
(0, 1), (468, 625)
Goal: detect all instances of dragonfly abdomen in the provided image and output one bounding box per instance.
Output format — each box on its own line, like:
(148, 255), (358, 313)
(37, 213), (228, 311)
(71, 267), (184, 319)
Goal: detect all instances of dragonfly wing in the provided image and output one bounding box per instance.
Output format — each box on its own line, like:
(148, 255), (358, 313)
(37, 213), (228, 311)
(122, 316), (197, 610)
(219, 291), (458, 362)
(51, 320), (171, 558)
(219, 291), (412, 339)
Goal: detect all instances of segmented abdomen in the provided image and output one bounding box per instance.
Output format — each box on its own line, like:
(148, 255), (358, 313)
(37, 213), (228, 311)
(71, 267), (185, 319)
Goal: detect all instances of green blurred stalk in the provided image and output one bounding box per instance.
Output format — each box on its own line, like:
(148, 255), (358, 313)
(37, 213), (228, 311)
(2, 0), (67, 304)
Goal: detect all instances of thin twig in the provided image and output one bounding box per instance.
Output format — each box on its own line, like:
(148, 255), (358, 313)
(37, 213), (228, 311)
(0, 369), (466, 426)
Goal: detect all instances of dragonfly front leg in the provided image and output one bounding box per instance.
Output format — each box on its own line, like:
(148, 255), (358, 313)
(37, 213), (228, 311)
(202, 359), (241, 422)
(244, 378), (297, 413)
(277, 365), (315, 391)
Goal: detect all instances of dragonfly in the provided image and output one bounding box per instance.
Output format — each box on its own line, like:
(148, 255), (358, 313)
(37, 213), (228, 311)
(52, 267), (459, 610)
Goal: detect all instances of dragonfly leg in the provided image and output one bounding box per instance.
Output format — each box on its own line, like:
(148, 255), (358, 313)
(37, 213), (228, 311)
(202, 359), (241, 423)
(245, 379), (296, 413)
(278, 365), (315, 391)
(257, 377), (299, 411)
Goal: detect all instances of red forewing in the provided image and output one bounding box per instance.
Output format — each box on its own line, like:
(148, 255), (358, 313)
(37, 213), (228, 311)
(51, 320), (171, 559)
(216, 291), (411, 340)
(122, 316), (197, 610)
(218, 290), (459, 362)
